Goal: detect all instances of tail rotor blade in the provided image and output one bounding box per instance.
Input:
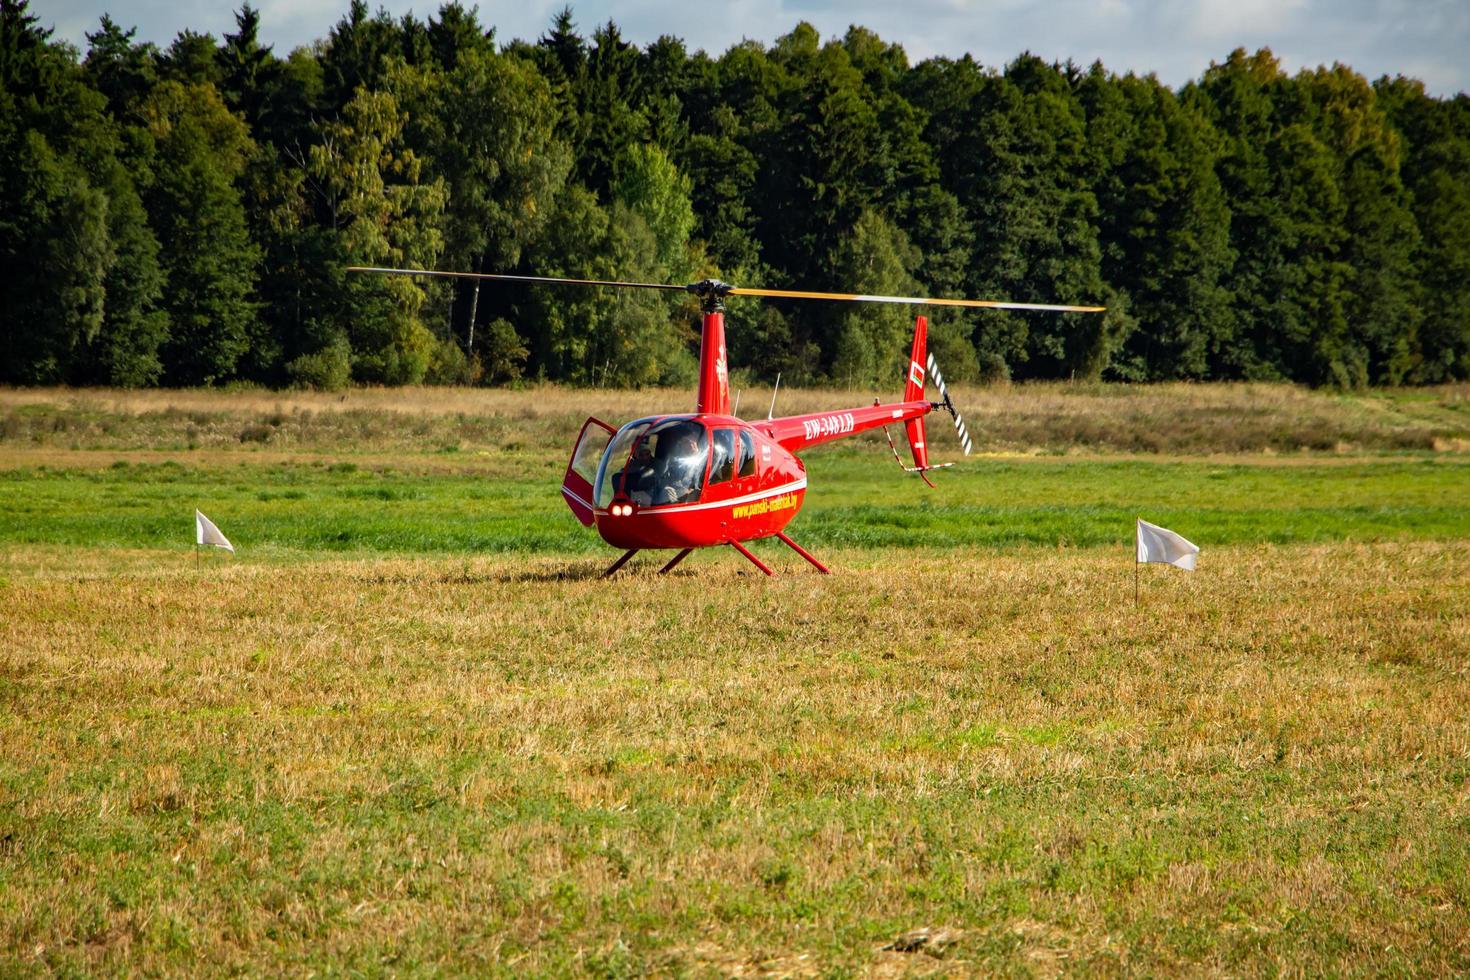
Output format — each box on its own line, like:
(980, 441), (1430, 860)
(926, 352), (973, 456)
(953, 412), (973, 456)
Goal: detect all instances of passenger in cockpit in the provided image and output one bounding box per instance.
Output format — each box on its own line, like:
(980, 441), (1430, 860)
(626, 443), (656, 504)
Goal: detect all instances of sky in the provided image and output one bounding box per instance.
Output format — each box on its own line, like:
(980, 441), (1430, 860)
(39, 0), (1470, 97)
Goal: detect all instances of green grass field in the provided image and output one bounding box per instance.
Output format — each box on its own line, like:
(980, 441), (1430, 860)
(2, 384), (1468, 975)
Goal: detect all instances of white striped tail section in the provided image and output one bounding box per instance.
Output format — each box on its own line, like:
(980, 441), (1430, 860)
(927, 352), (973, 456)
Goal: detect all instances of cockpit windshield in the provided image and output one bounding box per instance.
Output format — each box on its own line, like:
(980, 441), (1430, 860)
(594, 416), (710, 509)
(595, 419), (652, 509)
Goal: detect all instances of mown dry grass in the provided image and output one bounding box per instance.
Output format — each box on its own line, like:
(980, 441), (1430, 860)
(1, 384), (1468, 974)
(4, 382), (1469, 456)
(2, 542), (1467, 974)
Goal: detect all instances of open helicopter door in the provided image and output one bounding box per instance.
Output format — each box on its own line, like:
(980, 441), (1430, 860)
(562, 417), (616, 526)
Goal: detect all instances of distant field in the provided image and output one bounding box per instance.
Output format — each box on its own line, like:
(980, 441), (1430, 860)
(2, 384), (1468, 974)
(1, 455), (1468, 557)
(4, 379), (1469, 455)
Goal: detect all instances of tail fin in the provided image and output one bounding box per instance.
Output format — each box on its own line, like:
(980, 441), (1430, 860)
(903, 316), (931, 472)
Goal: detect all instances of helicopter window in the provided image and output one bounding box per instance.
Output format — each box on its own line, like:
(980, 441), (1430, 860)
(738, 430), (756, 478)
(709, 429), (736, 485)
(594, 419), (654, 509)
(633, 419), (709, 506)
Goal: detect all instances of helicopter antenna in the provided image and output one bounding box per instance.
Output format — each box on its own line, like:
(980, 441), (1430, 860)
(732, 389), (742, 417)
(767, 373), (782, 420)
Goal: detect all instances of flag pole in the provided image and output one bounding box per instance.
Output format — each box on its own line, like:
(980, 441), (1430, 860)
(1134, 516), (1139, 607)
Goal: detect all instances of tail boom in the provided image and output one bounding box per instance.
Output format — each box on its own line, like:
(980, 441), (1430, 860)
(757, 400), (933, 455)
(757, 315), (946, 458)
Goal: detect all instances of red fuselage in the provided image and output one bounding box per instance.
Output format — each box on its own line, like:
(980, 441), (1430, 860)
(559, 307), (937, 570)
(581, 403), (927, 551)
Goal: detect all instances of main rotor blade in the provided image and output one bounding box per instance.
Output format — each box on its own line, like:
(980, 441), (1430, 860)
(347, 266), (1106, 312)
(345, 266), (687, 294)
(727, 286), (1105, 313)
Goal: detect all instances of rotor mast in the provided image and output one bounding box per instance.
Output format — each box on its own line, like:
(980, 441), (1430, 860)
(688, 279), (733, 416)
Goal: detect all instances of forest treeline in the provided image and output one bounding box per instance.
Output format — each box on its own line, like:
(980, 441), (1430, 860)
(2, 0), (1468, 390)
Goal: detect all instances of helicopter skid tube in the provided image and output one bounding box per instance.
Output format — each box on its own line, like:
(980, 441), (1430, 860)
(729, 540), (774, 576)
(602, 549), (639, 577)
(658, 549), (694, 574)
(775, 531), (830, 574)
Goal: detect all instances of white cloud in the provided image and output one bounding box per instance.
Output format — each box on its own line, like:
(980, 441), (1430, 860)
(1184, 0), (1311, 43)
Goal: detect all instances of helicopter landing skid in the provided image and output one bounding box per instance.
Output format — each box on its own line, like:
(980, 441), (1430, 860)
(729, 539), (773, 575)
(659, 549), (694, 574)
(729, 534), (831, 576)
(602, 549), (639, 577)
(775, 531), (831, 574)
(603, 536), (830, 578)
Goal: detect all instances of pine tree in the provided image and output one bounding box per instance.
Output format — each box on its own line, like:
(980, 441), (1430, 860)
(1085, 68), (1233, 379)
(426, 2), (494, 72)
(1376, 76), (1468, 381)
(577, 21), (646, 197)
(219, 4), (282, 136)
(307, 87), (447, 384)
(81, 16), (158, 119)
(1295, 65), (1422, 385)
(161, 30), (220, 86)
(0, 1), (114, 383)
(321, 0), (401, 110)
(143, 80), (260, 384)
(830, 210), (922, 387)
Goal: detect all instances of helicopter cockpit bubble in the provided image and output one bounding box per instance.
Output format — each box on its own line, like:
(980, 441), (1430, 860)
(643, 419), (709, 505)
(594, 416), (712, 510)
(595, 418), (655, 509)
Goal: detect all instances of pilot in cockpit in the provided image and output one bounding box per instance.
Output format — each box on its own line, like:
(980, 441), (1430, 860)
(656, 432), (705, 504)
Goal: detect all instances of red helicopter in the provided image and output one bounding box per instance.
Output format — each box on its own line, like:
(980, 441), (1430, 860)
(348, 268), (1103, 575)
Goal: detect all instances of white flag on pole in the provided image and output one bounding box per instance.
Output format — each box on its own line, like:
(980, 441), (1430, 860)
(195, 510), (235, 553)
(1136, 518), (1197, 571)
